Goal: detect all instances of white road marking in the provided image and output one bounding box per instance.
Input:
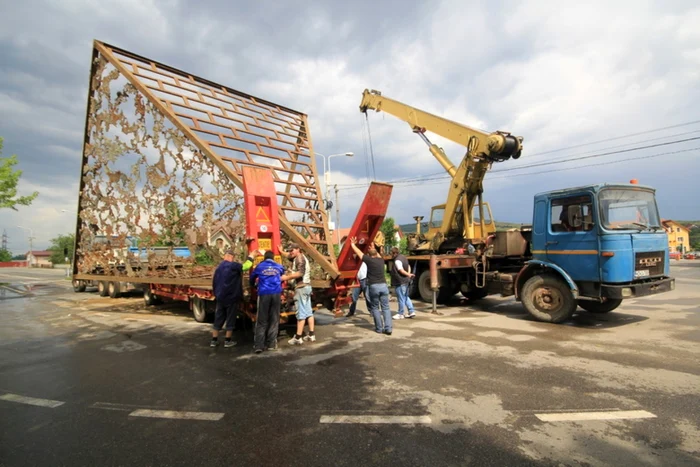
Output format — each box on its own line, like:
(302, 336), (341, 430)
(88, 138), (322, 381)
(0, 393), (65, 408)
(320, 415), (432, 424)
(536, 410), (656, 422)
(91, 402), (163, 412)
(129, 409), (224, 421)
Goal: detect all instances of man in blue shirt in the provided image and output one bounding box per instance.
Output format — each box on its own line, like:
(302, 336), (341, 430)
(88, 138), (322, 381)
(250, 250), (285, 353)
(210, 249), (252, 348)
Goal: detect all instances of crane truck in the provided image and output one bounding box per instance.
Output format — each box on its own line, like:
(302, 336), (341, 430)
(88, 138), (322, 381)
(360, 89), (675, 323)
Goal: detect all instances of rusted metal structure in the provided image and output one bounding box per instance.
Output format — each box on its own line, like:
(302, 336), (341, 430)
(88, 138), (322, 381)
(73, 40), (339, 286)
(71, 40), (393, 318)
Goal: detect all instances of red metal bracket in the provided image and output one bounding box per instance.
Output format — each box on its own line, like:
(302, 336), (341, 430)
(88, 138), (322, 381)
(242, 166), (282, 262)
(327, 182), (393, 315)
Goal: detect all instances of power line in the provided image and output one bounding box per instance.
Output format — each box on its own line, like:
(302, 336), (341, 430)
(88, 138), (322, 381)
(490, 136), (700, 174)
(487, 147), (700, 180)
(524, 119), (700, 158)
(337, 146), (700, 192)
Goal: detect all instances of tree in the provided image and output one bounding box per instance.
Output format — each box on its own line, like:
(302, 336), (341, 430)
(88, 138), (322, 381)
(380, 217), (398, 253)
(48, 233), (75, 264)
(0, 248), (11, 262)
(11, 254), (25, 260)
(157, 201), (186, 246)
(0, 137), (39, 210)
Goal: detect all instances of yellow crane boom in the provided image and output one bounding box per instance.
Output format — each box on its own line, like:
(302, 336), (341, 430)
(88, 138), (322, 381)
(359, 89), (524, 248)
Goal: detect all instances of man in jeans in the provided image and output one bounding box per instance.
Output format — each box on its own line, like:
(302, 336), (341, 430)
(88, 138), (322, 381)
(349, 237), (392, 335)
(250, 250), (285, 353)
(210, 249), (245, 348)
(279, 243), (315, 345)
(389, 247), (416, 319)
(346, 261), (367, 317)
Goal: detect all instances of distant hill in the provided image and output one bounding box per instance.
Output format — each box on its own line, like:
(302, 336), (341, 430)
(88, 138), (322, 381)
(399, 221), (527, 234)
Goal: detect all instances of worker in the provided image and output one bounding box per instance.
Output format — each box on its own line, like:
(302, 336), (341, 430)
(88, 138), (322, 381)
(349, 237), (392, 335)
(250, 250), (285, 353)
(279, 243), (315, 345)
(389, 247), (416, 319)
(346, 261), (368, 317)
(210, 249), (246, 348)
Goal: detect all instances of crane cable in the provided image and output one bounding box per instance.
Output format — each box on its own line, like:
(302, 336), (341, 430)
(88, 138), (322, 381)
(364, 113), (377, 181)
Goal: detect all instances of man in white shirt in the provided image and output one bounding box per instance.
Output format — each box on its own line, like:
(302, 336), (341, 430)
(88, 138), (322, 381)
(346, 262), (368, 317)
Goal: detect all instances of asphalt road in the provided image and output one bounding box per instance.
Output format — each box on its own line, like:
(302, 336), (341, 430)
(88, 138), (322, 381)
(1, 264), (699, 466)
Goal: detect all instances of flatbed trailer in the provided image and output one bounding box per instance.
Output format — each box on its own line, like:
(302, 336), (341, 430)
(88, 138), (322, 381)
(70, 40), (392, 322)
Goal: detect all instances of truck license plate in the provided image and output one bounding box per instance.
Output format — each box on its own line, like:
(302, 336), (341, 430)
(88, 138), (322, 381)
(635, 269), (650, 278)
(258, 239), (272, 251)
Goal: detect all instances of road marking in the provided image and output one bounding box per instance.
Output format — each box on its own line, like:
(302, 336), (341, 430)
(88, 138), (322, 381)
(536, 410), (656, 422)
(0, 393), (65, 408)
(320, 415), (432, 424)
(129, 409), (224, 421)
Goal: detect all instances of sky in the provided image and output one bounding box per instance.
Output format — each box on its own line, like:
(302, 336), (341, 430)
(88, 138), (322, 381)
(1, 0), (699, 254)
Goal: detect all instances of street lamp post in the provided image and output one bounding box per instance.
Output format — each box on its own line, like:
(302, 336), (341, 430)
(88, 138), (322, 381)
(17, 225), (34, 267)
(315, 151), (354, 227)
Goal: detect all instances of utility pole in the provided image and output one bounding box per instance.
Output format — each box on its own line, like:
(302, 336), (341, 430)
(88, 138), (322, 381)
(1, 229), (7, 251)
(334, 184), (340, 245)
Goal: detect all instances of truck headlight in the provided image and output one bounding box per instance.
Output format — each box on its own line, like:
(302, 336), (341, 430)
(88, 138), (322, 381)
(621, 288), (633, 298)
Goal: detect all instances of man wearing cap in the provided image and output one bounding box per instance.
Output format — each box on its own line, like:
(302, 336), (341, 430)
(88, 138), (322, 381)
(250, 250), (285, 353)
(279, 243), (315, 345)
(210, 249), (255, 348)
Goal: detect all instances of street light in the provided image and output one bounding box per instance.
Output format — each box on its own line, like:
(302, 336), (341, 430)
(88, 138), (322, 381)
(17, 225), (34, 267)
(315, 151), (353, 225)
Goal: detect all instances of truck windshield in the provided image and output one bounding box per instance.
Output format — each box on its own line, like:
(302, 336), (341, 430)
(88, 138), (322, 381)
(599, 189), (660, 230)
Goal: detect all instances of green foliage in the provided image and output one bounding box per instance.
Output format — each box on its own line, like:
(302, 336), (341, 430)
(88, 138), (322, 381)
(48, 233), (75, 264)
(11, 254), (25, 260)
(333, 243), (340, 258)
(0, 138), (39, 210)
(399, 236), (409, 255)
(381, 217), (398, 249)
(0, 248), (11, 262)
(195, 248), (216, 265)
(157, 202), (186, 246)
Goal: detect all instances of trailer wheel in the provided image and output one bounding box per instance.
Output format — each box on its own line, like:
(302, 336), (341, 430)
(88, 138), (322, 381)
(192, 297), (213, 323)
(72, 280), (86, 293)
(108, 281), (122, 299)
(521, 274), (576, 323)
(97, 281), (109, 297)
(578, 298), (622, 314)
(143, 289), (161, 306)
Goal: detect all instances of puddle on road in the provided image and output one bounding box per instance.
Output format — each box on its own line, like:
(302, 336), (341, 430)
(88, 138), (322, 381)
(0, 282), (67, 300)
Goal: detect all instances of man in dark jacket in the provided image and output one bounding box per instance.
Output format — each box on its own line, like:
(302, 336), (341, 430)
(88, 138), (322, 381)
(210, 249), (245, 348)
(250, 250), (285, 353)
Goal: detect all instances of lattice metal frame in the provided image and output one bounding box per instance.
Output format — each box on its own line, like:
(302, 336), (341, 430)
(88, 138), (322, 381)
(87, 40), (338, 277)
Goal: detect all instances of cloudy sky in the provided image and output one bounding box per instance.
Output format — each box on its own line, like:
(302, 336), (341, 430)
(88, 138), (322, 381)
(1, 0), (699, 254)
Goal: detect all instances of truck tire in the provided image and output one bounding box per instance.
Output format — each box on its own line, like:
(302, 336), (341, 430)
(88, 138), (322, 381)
(143, 289), (161, 306)
(192, 297), (213, 323)
(521, 274), (576, 323)
(408, 274), (420, 299)
(98, 281), (109, 297)
(418, 270), (433, 303)
(417, 270), (453, 303)
(72, 280), (86, 293)
(578, 298), (622, 314)
(108, 281), (122, 299)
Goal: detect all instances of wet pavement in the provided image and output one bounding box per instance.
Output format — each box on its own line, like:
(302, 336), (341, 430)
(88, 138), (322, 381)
(0, 265), (699, 466)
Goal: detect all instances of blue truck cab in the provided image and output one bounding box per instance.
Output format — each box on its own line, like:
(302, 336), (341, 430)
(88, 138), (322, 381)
(516, 182), (675, 322)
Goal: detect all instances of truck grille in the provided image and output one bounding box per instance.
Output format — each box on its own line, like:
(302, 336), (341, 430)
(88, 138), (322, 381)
(635, 251), (664, 278)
